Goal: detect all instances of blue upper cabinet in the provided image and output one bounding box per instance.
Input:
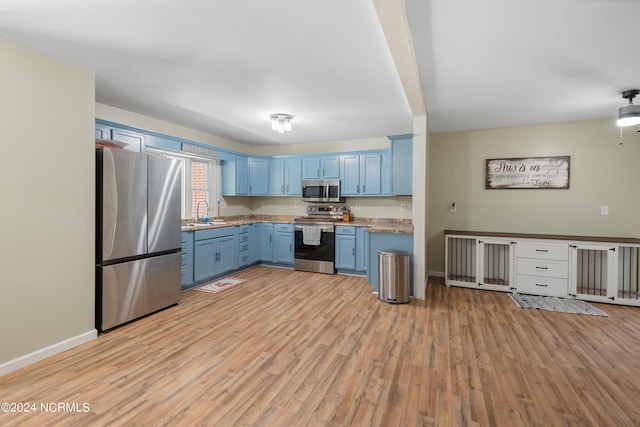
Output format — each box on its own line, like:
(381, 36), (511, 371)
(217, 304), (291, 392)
(340, 152), (383, 196)
(111, 128), (145, 153)
(389, 134), (413, 195)
(360, 153), (381, 195)
(95, 124), (110, 140)
(381, 150), (391, 195)
(302, 155), (340, 179)
(248, 157), (269, 195)
(268, 157), (301, 196)
(340, 155), (360, 195)
(269, 158), (285, 195)
(285, 157), (302, 195)
(222, 155), (248, 196)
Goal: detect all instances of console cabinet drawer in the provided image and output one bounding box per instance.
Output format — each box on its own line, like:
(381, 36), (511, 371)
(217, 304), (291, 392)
(517, 242), (568, 260)
(516, 259), (568, 278)
(517, 275), (568, 297)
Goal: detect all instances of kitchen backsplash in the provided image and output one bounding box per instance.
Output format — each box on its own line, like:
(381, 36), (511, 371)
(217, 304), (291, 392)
(219, 195), (412, 219)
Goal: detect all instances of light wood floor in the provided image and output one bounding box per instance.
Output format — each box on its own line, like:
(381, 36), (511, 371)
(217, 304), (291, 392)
(1, 266), (640, 426)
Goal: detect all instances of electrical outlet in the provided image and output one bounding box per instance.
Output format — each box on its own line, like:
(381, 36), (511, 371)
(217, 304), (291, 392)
(600, 205), (609, 215)
(294, 202), (299, 208)
(400, 203), (406, 211)
(260, 202), (266, 208)
(356, 203), (361, 210)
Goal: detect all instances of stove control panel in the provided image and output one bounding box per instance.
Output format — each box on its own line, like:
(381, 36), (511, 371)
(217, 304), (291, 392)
(306, 204), (348, 218)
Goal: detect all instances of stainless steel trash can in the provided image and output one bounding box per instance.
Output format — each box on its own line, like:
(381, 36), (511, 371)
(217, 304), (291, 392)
(378, 250), (410, 304)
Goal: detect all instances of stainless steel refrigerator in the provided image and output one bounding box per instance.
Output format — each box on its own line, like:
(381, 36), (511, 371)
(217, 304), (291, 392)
(96, 147), (182, 332)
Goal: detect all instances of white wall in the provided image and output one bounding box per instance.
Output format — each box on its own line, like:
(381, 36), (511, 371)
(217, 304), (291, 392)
(0, 41), (96, 368)
(427, 118), (640, 273)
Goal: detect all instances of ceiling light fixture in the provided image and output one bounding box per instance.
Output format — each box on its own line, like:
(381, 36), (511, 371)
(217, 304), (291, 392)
(270, 113), (293, 133)
(617, 89), (640, 127)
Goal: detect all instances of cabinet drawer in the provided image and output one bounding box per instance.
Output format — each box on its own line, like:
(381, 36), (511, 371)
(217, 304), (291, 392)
(336, 226), (356, 235)
(516, 259), (568, 278)
(239, 243), (249, 252)
(238, 225), (250, 234)
(238, 234), (249, 244)
(274, 223), (293, 233)
(517, 275), (568, 297)
(517, 242), (568, 260)
(239, 249), (250, 266)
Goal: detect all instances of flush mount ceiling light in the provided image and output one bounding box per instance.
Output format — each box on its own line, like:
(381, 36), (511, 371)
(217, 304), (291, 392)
(617, 89), (640, 127)
(270, 113), (293, 133)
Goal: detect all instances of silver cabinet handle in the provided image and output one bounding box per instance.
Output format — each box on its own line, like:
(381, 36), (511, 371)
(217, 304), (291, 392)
(535, 266), (548, 270)
(535, 283), (548, 287)
(317, 169), (320, 177)
(323, 168), (325, 176)
(286, 185), (289, 192)
(356, 184), (359, 193)
(352, 248), (355, 256)
(536, 249), (548, 253)
(281, 185), (284, 193)
(249, 185), (252, 193)
(363, 185), (366, 192)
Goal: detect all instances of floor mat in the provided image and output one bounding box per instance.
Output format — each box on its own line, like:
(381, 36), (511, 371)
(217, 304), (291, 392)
(193, 277), (247, 294)
(509, 293), (608, 316)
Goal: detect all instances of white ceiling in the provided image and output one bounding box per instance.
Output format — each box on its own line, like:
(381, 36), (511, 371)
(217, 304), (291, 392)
(1, 0), (639, 145)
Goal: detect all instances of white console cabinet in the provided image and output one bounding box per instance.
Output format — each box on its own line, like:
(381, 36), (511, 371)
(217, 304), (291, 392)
(445, 230), (640, 307)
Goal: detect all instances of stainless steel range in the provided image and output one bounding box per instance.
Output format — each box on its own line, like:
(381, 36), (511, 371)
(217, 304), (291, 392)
(293, 205), (348, 274)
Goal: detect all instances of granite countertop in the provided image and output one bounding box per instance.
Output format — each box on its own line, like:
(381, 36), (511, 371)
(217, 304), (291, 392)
(182, 215), (413, 234)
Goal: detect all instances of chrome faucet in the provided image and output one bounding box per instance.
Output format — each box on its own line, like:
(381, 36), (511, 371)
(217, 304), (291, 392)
(195, 200), (210, 222)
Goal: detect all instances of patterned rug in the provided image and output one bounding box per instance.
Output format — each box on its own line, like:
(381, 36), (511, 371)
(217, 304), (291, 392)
(509, 293), (608, 316)
(193, 277), (247, 294)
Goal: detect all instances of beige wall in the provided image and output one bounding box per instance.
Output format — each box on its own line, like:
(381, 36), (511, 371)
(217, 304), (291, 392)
(0, 41), (95, 364)
(427, 118), (640, 274)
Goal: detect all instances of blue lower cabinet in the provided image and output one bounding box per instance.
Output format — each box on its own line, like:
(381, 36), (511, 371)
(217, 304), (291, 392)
(355, 227), (368, 272)
(335, 226), (356, 270)
(274, 224), (294, 264)
(237, 225), (251, 267)
(181, 232), (194, 289)
(260, 224), (274, 262)
(251, 223), (262, 263)
(193, 227), (238, 282)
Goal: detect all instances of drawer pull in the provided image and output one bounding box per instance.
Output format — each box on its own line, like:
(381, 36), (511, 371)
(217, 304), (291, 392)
(535, 249), (549, 253)
(535, 266), (549, 270)
(535, 283), (548, 287)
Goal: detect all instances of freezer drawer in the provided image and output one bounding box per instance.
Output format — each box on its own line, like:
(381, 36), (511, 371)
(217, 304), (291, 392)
(98, 252), (181, 331)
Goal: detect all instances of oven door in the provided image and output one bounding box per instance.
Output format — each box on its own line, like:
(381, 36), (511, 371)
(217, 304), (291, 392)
(294, 224), (335, 274)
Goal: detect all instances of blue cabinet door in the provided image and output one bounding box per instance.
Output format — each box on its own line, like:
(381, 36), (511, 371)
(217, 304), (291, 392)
(269, 158), (285, 195)
(381, 150), (391, 195)
(390, 135), (413, 195)
(355, 227), (368, 272)
(249, 157), (269, 195)
(340, 155), (360, 195)
(194, 239), (216, 282)
(96, 124), (110, 140)
(321, 155), (340, 178)
(222, 155), (248, 196)
(111, 128), (144, 153)
(217, 235), (238, 274)
(251, 224), (262, 263)
(360, 154), (381, 195)
(335, 234), (356, 270)
(302, 156), (320, 179)
(237, 156), (248, 195)
(285, 157), (302, 195)
(260, 224), (273, 261)
(274, 231), (293, 264)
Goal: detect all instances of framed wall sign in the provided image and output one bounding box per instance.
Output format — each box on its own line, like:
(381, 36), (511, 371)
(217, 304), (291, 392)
(485, 156), (570, 189)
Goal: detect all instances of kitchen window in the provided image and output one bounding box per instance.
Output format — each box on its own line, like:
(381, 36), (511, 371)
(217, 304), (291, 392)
(147, 147), (221, 220)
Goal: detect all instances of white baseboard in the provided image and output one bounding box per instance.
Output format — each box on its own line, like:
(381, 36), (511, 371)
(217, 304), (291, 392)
(428, 270), (445, 278)
(0, 329), (97, 377)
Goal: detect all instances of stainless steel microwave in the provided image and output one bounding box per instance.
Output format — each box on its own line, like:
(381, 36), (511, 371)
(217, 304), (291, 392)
(301, 179), (343, 203)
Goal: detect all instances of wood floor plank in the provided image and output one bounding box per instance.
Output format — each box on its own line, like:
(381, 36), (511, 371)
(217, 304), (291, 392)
(1, 266), (640, 426)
